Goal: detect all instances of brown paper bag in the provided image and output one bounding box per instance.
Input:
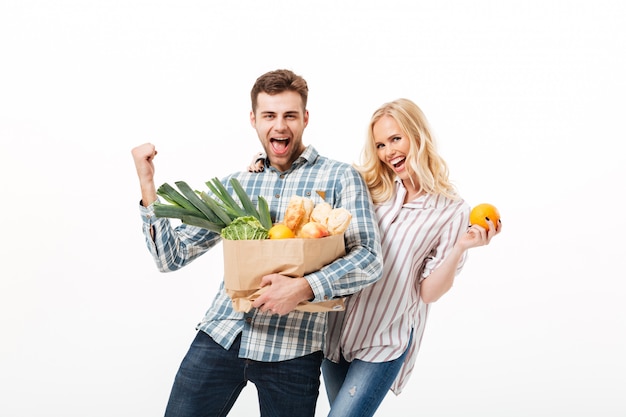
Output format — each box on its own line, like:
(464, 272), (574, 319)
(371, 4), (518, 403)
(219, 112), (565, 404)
(222, 234), (346, 313)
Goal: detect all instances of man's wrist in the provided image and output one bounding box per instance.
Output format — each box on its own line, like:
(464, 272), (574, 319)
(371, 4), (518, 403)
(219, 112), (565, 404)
(299, 277), (315, 302)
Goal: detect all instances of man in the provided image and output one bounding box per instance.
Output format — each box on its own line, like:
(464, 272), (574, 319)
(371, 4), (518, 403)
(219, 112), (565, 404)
(131, 69), (382, 417)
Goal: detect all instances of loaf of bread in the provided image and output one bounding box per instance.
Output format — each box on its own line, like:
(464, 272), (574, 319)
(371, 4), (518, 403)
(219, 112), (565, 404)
(284, 196), (314, 233)
(310, 201), (332, 226)
(284, 196), (350, 236)
(327, 208), (352, 235)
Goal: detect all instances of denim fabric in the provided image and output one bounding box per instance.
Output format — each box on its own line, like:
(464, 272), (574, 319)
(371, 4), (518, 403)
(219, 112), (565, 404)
(322, 331), (412, 417)
(164, 331), (323, 417)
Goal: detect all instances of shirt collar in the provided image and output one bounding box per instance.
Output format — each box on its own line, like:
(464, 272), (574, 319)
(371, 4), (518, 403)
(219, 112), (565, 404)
(267, 145), (319, 173)
(297, 145), (318, 165)
(394, 177), (440, 209)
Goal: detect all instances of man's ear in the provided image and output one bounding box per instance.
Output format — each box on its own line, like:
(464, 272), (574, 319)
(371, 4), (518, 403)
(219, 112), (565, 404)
(303, 109), (309, 127)
(250, 110), (256, 127)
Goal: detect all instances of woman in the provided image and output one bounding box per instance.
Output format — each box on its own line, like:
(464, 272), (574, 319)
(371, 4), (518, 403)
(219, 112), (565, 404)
(250, 98), (501, 416)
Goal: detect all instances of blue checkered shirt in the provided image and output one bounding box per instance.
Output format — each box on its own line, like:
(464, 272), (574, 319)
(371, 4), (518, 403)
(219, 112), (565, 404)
(138, 146), (382, 361)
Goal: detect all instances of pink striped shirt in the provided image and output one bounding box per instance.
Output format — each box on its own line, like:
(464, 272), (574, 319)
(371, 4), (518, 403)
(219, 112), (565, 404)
(325, 179), (470, 394)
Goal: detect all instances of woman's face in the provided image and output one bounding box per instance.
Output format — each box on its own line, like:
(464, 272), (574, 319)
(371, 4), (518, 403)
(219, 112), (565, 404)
(373, 115), (412, 182)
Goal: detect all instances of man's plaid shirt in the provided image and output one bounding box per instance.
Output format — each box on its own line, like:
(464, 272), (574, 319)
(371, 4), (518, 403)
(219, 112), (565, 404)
(138, 146), (383, 361)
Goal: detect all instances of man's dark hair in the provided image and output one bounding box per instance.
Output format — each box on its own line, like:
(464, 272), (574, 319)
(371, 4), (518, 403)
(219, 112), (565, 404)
(250, 69), (308, 112)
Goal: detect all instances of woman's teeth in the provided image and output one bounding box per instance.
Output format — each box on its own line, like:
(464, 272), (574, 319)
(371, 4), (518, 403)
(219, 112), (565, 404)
(391, 157), (405, 167)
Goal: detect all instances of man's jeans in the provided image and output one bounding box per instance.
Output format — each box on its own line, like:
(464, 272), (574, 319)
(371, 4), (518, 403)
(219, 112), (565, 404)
(164, 330), (322, 417)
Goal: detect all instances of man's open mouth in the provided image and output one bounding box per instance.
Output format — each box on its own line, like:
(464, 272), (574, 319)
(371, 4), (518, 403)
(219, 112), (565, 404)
(271, 138), (290, 155)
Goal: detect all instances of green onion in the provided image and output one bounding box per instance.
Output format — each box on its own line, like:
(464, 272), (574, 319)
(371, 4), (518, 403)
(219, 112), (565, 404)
(154, 177), (272, 238)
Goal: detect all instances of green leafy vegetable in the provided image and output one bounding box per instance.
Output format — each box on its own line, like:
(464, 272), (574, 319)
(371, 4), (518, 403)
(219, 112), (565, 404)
(220, 216), (268, 240)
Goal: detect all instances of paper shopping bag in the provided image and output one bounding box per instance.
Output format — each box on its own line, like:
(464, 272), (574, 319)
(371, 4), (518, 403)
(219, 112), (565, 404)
(222, 234), (346, 312)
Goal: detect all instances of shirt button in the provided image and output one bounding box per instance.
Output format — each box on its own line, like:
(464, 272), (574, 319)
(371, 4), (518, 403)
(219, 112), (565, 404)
(274, 194), (280, 199)
(245, 317), (252, 324)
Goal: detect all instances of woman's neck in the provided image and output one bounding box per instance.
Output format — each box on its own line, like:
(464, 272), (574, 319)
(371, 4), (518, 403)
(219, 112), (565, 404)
(402, 179), (423, 203)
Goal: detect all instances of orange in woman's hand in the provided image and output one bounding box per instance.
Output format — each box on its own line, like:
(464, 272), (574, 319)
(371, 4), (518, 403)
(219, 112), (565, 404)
(469, 203), (501, 230)
(268, 224), (295, 239)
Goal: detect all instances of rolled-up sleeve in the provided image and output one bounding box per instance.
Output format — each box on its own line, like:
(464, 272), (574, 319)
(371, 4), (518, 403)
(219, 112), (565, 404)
(139, 202), (221, 272)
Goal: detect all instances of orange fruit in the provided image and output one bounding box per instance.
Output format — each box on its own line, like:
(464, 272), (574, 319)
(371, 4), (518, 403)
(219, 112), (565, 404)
(268, 223), (295, 239)
(469, 203), (500, 230)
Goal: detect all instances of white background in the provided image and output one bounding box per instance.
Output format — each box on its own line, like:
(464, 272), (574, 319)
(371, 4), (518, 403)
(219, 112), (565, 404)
(1, 1), (625, 416)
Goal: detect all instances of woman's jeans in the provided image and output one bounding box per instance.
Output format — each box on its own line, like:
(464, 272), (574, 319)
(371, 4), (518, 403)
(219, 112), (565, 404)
(322, 331), (412, 417)
(164, 330), (322, 417)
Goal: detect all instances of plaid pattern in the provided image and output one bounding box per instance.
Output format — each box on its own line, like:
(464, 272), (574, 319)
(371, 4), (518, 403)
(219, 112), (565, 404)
(139, 146), (382, 362)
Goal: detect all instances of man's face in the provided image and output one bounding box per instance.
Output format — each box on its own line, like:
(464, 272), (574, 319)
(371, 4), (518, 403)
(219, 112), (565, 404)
(250, 91), (308, 172)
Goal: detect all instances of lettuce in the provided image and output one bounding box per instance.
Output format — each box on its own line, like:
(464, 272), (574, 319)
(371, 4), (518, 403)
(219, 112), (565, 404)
(220, 216), (269, 240)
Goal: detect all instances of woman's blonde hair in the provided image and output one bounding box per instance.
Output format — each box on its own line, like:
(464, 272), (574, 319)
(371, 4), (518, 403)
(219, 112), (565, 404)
(355, 98), (459, 204)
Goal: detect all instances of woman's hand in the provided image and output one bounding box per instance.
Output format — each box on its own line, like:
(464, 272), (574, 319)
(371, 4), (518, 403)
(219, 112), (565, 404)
(248, 152), (265, 173)
(459, 218), (502, 250)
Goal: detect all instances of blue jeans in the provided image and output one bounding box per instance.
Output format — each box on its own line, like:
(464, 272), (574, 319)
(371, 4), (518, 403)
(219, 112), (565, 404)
(164, 330), (323, 417)
(322, 331), (412, 417)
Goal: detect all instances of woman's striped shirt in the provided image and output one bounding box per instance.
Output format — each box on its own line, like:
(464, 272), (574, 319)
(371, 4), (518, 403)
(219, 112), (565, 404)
(325, 178), (470, 394)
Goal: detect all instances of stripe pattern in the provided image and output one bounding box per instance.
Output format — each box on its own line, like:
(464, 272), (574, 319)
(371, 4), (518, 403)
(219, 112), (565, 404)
(325, 179), (469, 394)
